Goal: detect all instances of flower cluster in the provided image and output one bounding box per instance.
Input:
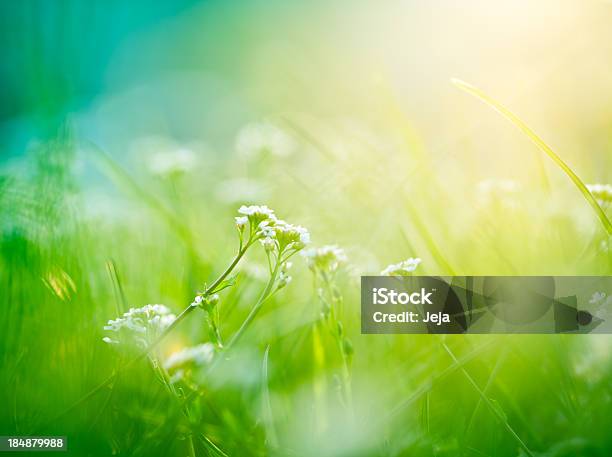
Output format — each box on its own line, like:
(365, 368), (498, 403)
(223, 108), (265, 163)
(259, 219), (310, 253)
(163, 343), (215, 384)
(235, 205), (310, 256)
(380, 258), (422, 276)
(237, 205), (275, 227)
(587, 184), (612, 206)
(301, 245), (347, 274)
(235, 205), (310, 295)
(103, 304), (176, 348)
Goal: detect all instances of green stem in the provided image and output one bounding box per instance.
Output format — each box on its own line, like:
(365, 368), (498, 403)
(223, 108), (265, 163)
(225, 262), (281, 351)
(154, 361), (198, 457)
(339, 349), (353, 417)
(322, 275), (353, 416)
(187, 435), (197, 457)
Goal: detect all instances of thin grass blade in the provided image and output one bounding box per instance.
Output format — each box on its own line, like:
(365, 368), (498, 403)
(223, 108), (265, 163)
(452, 78), (612, 235)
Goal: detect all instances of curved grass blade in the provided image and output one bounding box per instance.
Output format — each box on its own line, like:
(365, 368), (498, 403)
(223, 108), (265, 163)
(442, 343), (535, 457)
(198, 434), (229, 457)
(452, 78), (612, 236)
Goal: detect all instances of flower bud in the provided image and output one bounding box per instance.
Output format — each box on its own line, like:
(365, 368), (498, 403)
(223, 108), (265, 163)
(342, 339), (354, 357)
(260, 237), (275, 252)
(235, 216), (248, 232)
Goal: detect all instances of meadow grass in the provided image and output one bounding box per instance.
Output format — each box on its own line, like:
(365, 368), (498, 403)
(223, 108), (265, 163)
(0, 113), (611, 457)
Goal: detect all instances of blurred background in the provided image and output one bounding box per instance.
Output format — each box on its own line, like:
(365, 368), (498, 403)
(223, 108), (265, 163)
(1, 0), (611, 456)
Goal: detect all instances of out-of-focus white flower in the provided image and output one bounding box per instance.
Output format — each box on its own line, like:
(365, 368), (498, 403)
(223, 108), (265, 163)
(148, 148), (198, 176)
(276, 261), (293, 290)
(587, 184), (612, 207)
(236, 122), (296, 159)
(277, 271), (292, 290)
(241, 261), (269, 281)
(206, 294), (220, 307)
(164, 343), (215, 371)
(301, 245), (347, 273)
(216, 178), (269, 204)
(103, 304), (176, 348)
(164, 343), (215, 383)
(235, 216), (248, 231)
(476, 178), (520, 208)
(381, 258), (421, 276)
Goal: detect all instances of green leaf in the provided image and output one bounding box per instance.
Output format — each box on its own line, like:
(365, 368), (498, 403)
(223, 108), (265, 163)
(210, 274), (238, 294)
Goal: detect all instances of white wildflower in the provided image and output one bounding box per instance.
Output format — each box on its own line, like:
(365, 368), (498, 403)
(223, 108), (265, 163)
(259, 219), (310, 252)
(260, 237), (276, 252)
(205, 294), (219, 307)
(164, 343), (215, 372)
(271, 220), (309, 246)
(274, 261), (293, 290)
(476, 178), (520, 208)
(164, 343), (215, 383)
(192, 293), (219, 310)
(235, 216), (248, 232)
(237, 205), (310, 254)
(301, 245), (347, 273)
(587, 184), (612, 207)
(241, 262), (269, 281)
(215, 178), (269, 204)
(148, 148), (197, 176)
(238, 205), (276, 226)
(236, 122), (296, 159)
(283, 275), (292, 285)
(277, 272), (292, 290)
(381, 258), (422, 276)
(103, 304), (176, 349)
